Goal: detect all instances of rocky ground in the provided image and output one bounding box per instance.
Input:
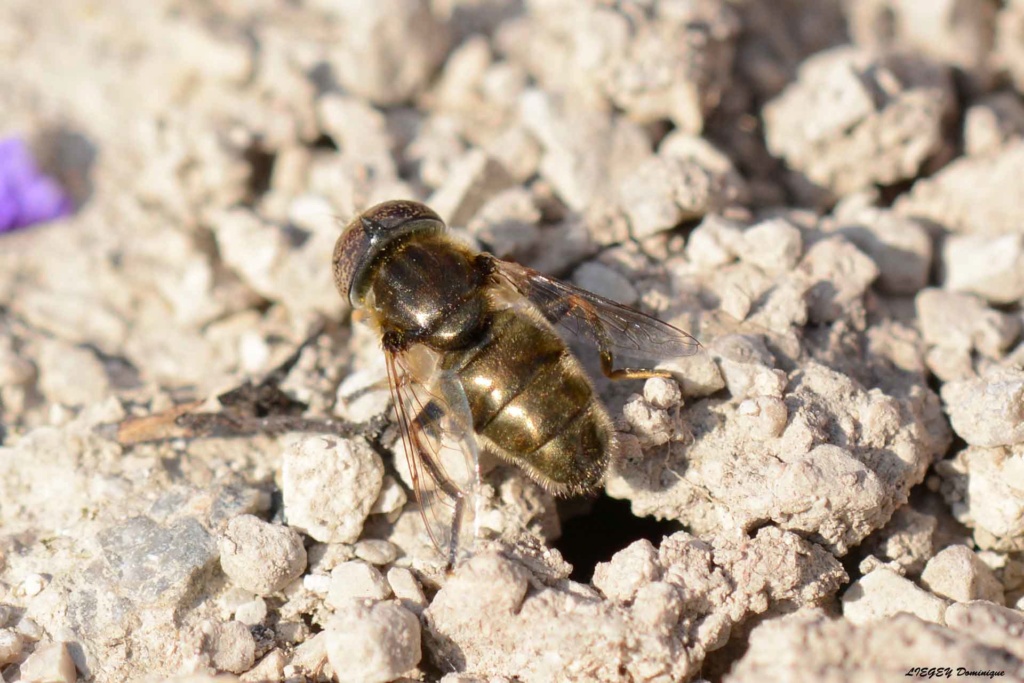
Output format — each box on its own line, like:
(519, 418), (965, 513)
(1, 0), (1023, 681)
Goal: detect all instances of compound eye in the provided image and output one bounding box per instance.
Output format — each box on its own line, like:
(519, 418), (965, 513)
(332, 222), (371, 304)
(334, 200), (447, 307)
(360, 200), (443, 239)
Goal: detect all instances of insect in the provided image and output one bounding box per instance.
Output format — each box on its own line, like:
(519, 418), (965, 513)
(333, 200), (699, 564)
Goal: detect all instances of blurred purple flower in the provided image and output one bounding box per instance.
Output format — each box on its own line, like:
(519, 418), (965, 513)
(0, 137), (73, 234)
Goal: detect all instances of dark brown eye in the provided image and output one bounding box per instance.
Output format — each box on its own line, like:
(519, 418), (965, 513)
(357, 200), (443, 238)
(333, 200), (447, 306)
(332, 219), (372, 305)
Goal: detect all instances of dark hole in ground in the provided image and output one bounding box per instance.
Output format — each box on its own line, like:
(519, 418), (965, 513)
(877, 177), (916, 206)
(309, 132), (338, 151)
(82, 344), (142, 390)
(308, 63), (337, 97)
(268, 489), (287, 526)
(243, 143), (276, 204)
(555, 493), (680, 583)
(282, 222), (312, 248)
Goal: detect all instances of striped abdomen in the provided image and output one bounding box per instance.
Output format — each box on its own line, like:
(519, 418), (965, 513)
(441, 308), (614, 494)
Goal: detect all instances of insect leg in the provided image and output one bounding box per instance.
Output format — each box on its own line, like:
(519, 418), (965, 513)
(599, 350), (672, 381)
(417, 443), (468, 567)
(572, 299), (673, 381)
(447, 495), (465, 570)
(529, 291), (672, 380)
(421, 370), (482, 565)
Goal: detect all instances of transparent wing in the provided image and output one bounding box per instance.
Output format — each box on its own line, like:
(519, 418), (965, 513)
(492, 259), (701, 362)
(384, 345), (481, 564)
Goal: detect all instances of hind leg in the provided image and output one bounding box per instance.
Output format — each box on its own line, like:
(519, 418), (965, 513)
(597, 345), (673, 381)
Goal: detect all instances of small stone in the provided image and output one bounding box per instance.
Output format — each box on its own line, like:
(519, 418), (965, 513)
(941, 367), (1024, 447)
(842, 567), (948, 625)
(622, 395), (676, 449)
(998, 0), (1024, 95)
(770, 444), (892, 555)
(325, 601), (421, 683)
(631, 581), (683, 632)
(685, 215), (744, 268)
(736, 218), (803, 276)
(618, 3), (741, 128)
(327, 561), (392, 607)
(370, 476), (408, 518)
(334, 366), (391, 425)
(270, 144), (312, 196)
(483, 126), (541, 185)
(964, 93), (1024, 157)
(896, 140), (1024, 237)
(174, 21), (252, 85)
(35, 340), (110, 407)
(943, 233), (1024, 305)
(387, 567), (427, 614)
(526, 214), (598, 275)
(0, 340), (35, 387)
(660, 132), (748, 187)
(592, 539), (660, 603)
(520, 91), (649, 214)
(832, 207), (933, 295)
(709, 334), (784, 400)
(921, 546), (1005, 604)
(926, 345), (975, 383)
(282, 436), (384, 544)
(306, 540), (357, 573)
(240, 648), (286, 683)
(764, 47), (956, 195)
(846, 0), (998, 92)
(865, 506), (937, 576)
(916, 289), (1020, 358)
(945, 600), (1024, 660)
(303, 573), (332, 596)
(13, 290), (127, 351)
(467, 187), (541, 260)
(329, 0), (451, 105)
(0, 629), (24, 666)
(737, 396), (789, 439)
(286, 632), (327, 677)
(15, 617), (43, 641)
(219, 515), (307, 596)
(504, 0), (740, 132)
(237, 331), (271, 376)
(354, 540), (398, 566)
(211, 208), (341, 319)
(316, 96), (395, 180)
(18, 641), (77, 683)
(619, 156), (739, 239)
(425, 552), (529, 617)
(733, 607), (1017, 682)
(572, 262), (638, 307)
(406, 115), (466, 190)
(656, 348), (726, 398)
(98, 516), (219, 608)
(937, 445), (1024, 550)
(428, 149), (517, 228)
(203, 620), (256, 674)
(234, 598), (268, 627)
(19, 573), (47, 598)
(643, 377), (682, 410)
(798, 237), (879, 325)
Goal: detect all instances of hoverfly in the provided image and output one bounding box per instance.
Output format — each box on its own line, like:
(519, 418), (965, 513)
(333, 200), (699, 564)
